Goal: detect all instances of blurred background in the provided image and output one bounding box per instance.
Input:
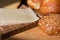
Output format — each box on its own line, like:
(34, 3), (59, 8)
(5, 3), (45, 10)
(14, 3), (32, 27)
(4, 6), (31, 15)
(0, 0), (21, 8)
(1, 0), (60, 40)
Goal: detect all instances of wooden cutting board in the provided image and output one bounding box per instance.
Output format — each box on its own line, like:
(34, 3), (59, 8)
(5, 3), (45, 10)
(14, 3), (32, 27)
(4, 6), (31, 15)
(0, 21), (38, 40)
(4, 26), (60, 40)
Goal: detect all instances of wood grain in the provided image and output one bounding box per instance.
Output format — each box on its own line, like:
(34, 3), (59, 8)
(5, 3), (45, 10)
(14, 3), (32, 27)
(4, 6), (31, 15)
(4, 26), (60, 40)
(0, 21), (38, 40)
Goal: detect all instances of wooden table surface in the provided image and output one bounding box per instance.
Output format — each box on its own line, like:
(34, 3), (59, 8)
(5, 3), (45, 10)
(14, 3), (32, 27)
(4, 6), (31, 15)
(4, 26), (60, 40)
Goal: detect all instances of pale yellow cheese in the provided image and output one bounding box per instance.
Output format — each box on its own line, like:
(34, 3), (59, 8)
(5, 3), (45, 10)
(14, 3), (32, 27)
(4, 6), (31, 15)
(0, 8), (39, 26)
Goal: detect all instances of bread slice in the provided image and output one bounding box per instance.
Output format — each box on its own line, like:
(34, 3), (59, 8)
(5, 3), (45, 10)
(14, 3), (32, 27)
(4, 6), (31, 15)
(0, 8), (39, 40)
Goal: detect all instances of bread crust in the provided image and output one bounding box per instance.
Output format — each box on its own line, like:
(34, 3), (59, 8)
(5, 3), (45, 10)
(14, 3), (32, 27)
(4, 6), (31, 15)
(38, 14), (60, 35)
(39, 0), (60, 15)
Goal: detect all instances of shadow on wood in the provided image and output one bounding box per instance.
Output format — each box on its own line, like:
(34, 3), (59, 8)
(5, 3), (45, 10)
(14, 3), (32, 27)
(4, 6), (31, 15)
(0, 0), (20, 8)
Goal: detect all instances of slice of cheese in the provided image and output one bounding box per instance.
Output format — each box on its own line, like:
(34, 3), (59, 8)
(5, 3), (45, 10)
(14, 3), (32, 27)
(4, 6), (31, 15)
(0, 8), (39, 26)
